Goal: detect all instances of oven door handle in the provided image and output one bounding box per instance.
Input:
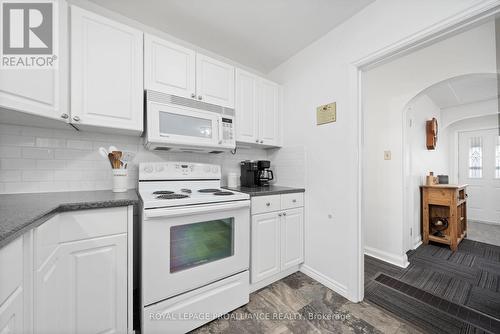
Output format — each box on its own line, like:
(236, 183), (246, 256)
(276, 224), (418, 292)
(144, 200), (250, 219)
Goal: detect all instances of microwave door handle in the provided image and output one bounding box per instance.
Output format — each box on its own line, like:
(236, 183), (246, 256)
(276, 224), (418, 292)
(144, 200), (250, 219)
(218, 118), (223, 144)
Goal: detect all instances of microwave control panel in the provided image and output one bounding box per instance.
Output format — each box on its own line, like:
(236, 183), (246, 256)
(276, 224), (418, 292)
(220, 117), (235, 146)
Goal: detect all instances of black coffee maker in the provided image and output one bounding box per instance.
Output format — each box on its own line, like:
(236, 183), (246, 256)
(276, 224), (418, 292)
(240, 160), (274, 187)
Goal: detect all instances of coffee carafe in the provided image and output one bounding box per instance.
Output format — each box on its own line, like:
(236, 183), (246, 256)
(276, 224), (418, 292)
(256, 160), (274, 186)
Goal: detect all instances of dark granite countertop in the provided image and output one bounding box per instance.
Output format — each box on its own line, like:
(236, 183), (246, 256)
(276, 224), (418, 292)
(0, 190), (139, 249)
(223, 185), (305, 197)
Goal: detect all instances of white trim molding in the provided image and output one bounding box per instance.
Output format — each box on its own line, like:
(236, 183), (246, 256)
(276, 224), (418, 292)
(300, 265), (351, 301)
(364, 247), (409, 269)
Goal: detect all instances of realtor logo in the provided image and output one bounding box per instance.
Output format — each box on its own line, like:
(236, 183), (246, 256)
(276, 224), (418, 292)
(1, 1), (57, 68)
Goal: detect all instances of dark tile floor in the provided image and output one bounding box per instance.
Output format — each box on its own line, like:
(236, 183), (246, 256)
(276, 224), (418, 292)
(191, 272), (423, 333)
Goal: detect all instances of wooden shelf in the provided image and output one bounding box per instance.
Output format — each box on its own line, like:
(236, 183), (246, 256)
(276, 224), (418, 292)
(421, 184), (467, 252)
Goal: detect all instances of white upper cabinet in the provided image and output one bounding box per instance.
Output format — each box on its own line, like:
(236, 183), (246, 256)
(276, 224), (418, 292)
(259, 79), (281, 146)
(71, 6), (143, 133)
(235, 69), (258, 143)
(0, 1), (68, 122)
(196, 54), (235, 108)
(144, 35), (235, 109)
(235, 70), (282, 147)
(144, 34), (196, 99)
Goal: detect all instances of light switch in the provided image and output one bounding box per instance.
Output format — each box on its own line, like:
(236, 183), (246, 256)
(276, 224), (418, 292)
(384, 151), (391, 160)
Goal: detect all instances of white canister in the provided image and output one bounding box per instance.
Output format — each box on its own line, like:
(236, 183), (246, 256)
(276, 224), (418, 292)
(112, 169), (128, 193)
(227, 172), (239, 188)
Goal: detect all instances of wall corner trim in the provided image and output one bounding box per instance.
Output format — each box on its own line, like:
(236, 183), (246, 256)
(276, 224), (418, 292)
(364, 246), (409, 269)
(299, 265), (354, 301)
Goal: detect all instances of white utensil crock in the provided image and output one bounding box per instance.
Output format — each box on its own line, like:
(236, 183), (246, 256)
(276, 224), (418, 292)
(227, 172), (239, 188)
(112, 169), (128, 193)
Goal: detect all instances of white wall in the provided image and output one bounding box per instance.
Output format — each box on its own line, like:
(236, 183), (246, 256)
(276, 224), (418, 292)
(406, 96), (450, 247)
(0, 123), (268, 194)
(269, 0), (497, 300)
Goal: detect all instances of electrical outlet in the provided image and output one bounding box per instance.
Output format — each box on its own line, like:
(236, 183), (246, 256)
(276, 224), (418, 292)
(384, 151), (391, 160)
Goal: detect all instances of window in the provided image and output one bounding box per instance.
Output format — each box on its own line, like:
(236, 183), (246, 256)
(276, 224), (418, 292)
(469, 136), (482, 178)
(170, 218), (234, 273)
(496, 136), (500, 179)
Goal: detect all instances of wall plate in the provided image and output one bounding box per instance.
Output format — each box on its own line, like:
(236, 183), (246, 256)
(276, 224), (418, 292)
(316, 102), (336, 125)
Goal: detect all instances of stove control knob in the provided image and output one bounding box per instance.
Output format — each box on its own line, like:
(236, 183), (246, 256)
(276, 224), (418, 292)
(144, 165), (153, 173)
(190, 165), (194, 171)
(204, 166), (211, 172)
(212, 166), (218, 173)
(155, 165), (164, 172)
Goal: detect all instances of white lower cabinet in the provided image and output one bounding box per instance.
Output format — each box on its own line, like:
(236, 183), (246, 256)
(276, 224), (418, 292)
(33, 207), (131, 334)
(0, 237), (24, 334)
(251, 212), (281, 282)
(0, 206), (133, 334)
(251, 193), (304, 284)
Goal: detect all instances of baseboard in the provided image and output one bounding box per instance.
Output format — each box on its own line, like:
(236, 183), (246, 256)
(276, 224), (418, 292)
(299, 265), (351, 301)
(412, 238), (422, 249)
(365, 246), (409, 268)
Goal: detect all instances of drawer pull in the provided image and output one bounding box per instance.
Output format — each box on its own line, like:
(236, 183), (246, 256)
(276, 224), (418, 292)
(292, 199), (297, 203)
(283, 212), (287, 216)
(266, 202), (270, 207)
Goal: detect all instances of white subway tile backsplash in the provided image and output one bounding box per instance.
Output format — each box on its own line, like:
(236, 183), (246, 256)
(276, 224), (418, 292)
(0, 146), (21, 158)
(0, 170), (21, 182)
(22, 147), (54, 159)
(0, 135), (35, 147)
(66, 140), (93, 150)
(36, 137), (66, 148)
(1, 158), (35, 170)
(0, 123), (274, 194)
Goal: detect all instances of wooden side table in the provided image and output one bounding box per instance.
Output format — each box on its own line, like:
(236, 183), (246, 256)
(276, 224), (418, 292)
(420, 184), (468, 251)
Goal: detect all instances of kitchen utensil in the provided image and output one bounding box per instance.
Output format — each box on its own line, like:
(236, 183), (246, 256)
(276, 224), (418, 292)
(109, 145), (118, 153)
(112, 151), (122, 169)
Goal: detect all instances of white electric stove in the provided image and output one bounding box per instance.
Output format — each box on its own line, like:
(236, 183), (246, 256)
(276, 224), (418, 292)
(138, 162), (250, 334)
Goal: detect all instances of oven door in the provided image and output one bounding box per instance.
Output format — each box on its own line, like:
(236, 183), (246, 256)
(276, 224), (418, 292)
(147, 101), (219, 148)
(142, 200), (250, 306)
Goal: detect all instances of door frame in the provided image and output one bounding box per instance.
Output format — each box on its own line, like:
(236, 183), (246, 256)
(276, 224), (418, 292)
(350, 1), (500, 302)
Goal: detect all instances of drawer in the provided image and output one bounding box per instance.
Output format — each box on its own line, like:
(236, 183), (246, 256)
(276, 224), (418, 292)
(143, 271), (249, 334)
(281, 192), (304, 209)
(0, 237), (23, 305)
(427, 188), (452, 205)
(36, 207), (128, 268)
(251, 195), (281, 214)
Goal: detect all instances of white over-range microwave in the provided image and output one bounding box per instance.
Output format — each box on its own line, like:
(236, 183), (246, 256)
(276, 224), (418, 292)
(145, 90), (236, 152)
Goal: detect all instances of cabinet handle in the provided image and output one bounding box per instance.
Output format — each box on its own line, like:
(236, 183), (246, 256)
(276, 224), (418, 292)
(198, 95), (203, 100)
(266, 202), (270, 207)
(260, 140), (264, 144)
(292, 199), (297, 203)
(278, 213), (282, 217)
(60, 113), (69, 119)
(255, 139), (259, 143)
(191, 93), (196, 98)
(72, 116), (80, 122)
(283, 212), (287, 216)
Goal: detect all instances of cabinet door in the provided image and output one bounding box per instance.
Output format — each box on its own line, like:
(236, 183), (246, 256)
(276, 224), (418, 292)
(0, 1), (68, 122)
(281, 208), (304, 270)
(251, 212), (280, 283)
(0, 287), (23, 334)
(144, 34), (196, 99)
(258, 80), (281, 146)
(196, 54), (235, 108)
(71, 6), (143, 132)
(0, 237), (24, 334)
(35, 234), (128, 334)
(235, 69), (258, 144)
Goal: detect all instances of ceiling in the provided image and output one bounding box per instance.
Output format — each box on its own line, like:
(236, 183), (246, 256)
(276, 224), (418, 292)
(422, 74), (499, 110)
(87, 0), (374, 73)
